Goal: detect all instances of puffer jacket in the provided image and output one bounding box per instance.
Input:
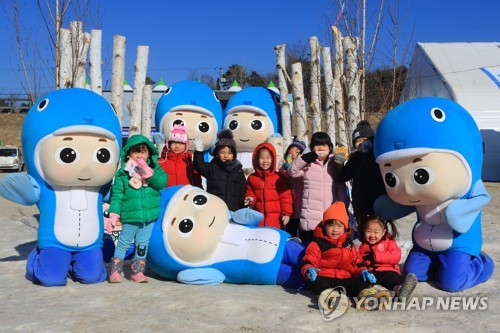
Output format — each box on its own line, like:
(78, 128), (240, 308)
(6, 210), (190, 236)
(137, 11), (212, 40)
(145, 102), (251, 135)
(246, 142), (293, 228)
(108, 134), (168, 224)
(288, 154), (348, 232)
(193, 150), (246, 211)
(358, 237), (401, 274)
(301, 223), (365, 279)
(159, 147), (202, 188)
(279, 164), (303, 219)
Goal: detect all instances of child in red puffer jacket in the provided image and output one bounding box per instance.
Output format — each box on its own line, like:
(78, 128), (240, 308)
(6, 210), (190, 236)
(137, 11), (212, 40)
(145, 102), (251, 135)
(244, 142), (293, 229)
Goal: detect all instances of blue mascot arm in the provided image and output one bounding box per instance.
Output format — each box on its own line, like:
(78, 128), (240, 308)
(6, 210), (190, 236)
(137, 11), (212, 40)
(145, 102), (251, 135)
(230, 208), (264, 226)
(177, 268), (226, 285)
(0, 173), (40, 205)
(374, 194), (416, 220)
(446, 180), (490, 234)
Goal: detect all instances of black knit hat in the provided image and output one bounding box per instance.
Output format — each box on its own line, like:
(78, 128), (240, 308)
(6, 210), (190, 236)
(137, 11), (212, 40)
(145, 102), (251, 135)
(352, 120), (375, 147)
(214, 129), (237, 157)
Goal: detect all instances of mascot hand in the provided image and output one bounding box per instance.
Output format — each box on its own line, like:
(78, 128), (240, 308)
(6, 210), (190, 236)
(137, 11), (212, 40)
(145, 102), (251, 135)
(135, 159), (153, 179)
(231, 208), (263, 226)
(361, 269), (377, 284)
(106, 212), (120, 232)
(193, 136), (204, 152)
(446, 180), (491, 233)
(177, 268), (226, 285)
(306, 267), (320, 282)
(374, 194), (416, 220)
(0, 173), (40, 206)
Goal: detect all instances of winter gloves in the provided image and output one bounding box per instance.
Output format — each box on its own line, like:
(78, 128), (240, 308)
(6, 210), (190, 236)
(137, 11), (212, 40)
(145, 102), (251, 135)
(193, 136), (204, 152)
(301, 151), (318, 164)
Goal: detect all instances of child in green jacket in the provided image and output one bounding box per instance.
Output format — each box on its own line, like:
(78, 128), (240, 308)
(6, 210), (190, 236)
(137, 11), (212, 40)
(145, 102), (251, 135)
(107, 134), (167, 283)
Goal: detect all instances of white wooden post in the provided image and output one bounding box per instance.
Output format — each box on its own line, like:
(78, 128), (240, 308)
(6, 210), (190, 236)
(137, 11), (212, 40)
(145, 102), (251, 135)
(89, 29), (102, 94)
(322, 46), (336, 146)
(127, 45), (149, 137)
(309, 36), (322, 133)
(111, 35), (126, 127)
(344, 36), (361, 147)
(59, 28), (71, 89)
(70, 21), (89, 88)
(274, 44), (292, 148)
(291, 62), (308, 145)
(141, 84), (153, 139)
(332, 26), (348, 147)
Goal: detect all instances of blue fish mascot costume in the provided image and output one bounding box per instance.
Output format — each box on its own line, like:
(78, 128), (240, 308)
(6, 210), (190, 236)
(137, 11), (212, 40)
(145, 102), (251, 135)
(155, 80), (222, 161)
(0, 88), (122, 286)
(147, 185), (306, 288)
(374, 97), (494, 292)
(223, 87), (282, 169)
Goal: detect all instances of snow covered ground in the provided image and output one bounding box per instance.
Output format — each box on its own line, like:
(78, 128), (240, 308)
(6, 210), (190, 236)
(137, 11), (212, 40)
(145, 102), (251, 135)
(0, 173), (498, 332)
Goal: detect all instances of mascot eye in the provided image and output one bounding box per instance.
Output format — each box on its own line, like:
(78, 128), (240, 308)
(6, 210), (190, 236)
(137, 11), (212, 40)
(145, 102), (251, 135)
(193, 194), (208, 206)
(93, 147), (113, 164)
(250, 120), (264, 131)
(197, 121), (210, 133)
(384, 172), (399, 188)
(273, 94), (281, 105)
(172, 119), (185, 127)
(177, 217), (195, 238)
(56, 147), (79, 164)
(413, 167), (434, 185)
(37, 98), (49, 112)
(229, 120), (239, 130)
(431, 108), (446, 122)
(164, 87), (172, 95)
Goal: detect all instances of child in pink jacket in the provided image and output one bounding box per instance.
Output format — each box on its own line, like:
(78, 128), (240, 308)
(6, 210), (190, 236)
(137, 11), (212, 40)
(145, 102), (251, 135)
(288, 132), (348, 243)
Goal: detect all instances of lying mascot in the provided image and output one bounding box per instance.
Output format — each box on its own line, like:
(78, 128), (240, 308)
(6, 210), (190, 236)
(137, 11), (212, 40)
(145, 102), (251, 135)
(374, 97), (494, 292)
(147, 185), (305, 288)
(0, 88), (122, 286)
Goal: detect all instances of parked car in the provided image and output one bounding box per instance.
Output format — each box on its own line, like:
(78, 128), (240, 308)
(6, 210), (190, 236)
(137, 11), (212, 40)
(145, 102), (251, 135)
(0, 146), (25, 172)
(0, 107), (14, 114)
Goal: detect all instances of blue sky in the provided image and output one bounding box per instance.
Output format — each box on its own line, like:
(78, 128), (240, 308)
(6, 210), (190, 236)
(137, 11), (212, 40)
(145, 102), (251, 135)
(0, 0), (499, 94)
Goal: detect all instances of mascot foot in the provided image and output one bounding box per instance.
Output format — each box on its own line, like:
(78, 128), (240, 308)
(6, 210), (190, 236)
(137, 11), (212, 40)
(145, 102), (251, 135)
(109, 257), (123, 283)
(131, 259), (148, 283)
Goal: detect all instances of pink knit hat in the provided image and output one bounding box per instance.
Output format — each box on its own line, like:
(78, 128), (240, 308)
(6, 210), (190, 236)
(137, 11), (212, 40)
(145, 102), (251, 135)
(168, 124), (189, 150)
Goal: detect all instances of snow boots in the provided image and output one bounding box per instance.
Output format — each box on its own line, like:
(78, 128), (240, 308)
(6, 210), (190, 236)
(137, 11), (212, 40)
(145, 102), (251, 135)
(108, 257), (124, 283)
(130, 258), (148, 283)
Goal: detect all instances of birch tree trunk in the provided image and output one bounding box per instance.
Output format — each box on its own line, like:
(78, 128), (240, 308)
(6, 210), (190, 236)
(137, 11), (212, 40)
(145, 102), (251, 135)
(127, 45), (149, 137)
(343, 36), (361, 147)
(332, 26), (348, 147)
(89, 29), (102, 94)
(70, 21), (89, 88)
(322, 47), (336, 146)
(308, 36), (322, 133)
(141, 85), (153, 139)
(291, 62), (308, 145)
(111, 35), (126, 127)
(58, 28), (71, 88)
(274, 44), (292, 148)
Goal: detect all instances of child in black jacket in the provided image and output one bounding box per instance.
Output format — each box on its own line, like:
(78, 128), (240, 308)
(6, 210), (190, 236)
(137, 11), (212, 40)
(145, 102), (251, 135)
(193, 129), (246, 211)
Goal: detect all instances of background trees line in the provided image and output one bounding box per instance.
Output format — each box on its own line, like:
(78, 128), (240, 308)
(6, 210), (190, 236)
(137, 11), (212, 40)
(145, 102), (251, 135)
(2, 0), (412, 144)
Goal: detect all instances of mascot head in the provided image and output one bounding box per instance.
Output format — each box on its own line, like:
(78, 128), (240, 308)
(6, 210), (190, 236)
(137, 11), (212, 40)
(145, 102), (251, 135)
(147, 185), (230, 279)
(22, 88), (122, 187)
(223, 87), (281, 152)
(374, 97), (482, 205)
(155, 81), (222, 152)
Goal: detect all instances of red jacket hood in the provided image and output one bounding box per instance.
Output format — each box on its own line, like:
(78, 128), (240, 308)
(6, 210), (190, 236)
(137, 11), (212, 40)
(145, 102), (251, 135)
(252, 142), (277, 176)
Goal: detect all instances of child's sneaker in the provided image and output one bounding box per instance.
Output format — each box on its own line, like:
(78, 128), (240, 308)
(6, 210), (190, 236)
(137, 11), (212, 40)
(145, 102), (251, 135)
(318, 288), (350, 314)
(130, 259), (148, 283)
(356, 287), (378, 311)
(397, 273), (418, 302)
(108, 257), (123, 283)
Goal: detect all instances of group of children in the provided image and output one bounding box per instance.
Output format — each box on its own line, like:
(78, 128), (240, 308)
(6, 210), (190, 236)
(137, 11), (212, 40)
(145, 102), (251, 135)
(104, 120), (417, 310)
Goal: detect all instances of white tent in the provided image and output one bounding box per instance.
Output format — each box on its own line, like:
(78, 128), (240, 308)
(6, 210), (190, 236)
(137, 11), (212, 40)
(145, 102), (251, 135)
(401, 42), (500, 181)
